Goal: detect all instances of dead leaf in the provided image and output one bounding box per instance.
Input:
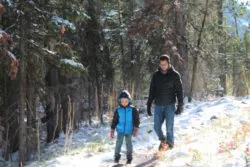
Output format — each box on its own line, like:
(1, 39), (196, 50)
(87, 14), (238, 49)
(61, 24), (66, 35)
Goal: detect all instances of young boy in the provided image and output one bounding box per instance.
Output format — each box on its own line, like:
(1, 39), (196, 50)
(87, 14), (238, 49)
(110, 90), (140, 164)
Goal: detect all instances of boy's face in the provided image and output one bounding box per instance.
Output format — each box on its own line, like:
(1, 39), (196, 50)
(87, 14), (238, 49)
(121, 98), (129, 107)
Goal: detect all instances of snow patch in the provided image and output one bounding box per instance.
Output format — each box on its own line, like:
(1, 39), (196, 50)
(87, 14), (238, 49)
(42, 48), (57, 55)
(0, 29), (6, 39)
(7, 51), (16, 60)
(106, 10), (118, 16)
(60, 59), (84, 69)
(52, 16), (76, 30)
(6, 0), (14, 7)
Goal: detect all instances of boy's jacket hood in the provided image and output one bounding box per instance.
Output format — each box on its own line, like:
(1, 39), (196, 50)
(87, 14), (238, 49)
(118, 90), (133, 106)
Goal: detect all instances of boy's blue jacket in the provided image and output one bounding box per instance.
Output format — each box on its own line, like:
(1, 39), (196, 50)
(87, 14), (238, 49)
(111, 90), (140, 134)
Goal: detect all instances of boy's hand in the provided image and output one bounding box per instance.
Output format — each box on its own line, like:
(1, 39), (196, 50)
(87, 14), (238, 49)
(110, 130), (115, 139)
(133, 128), (139, 137)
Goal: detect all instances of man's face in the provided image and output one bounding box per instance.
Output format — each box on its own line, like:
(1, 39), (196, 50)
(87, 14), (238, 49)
(121, 98), (129, 107)
(160, 60), (169, 71)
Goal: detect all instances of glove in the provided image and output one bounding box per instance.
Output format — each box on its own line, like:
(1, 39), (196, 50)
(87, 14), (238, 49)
(133, 128), (139, 137)
(147, 104), (152, 116)
(175, 105), (184, 115)
(110, 130), (115, 139)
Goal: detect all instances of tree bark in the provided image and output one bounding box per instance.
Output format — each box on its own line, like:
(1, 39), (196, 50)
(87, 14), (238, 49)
(174, 0), (191, 101)
(128, 0), (136, 98)
(26, 83), (37, 161)
(118, 0), (126, 88)
(231, 0), (239, 36)
(190, 0), (209, 100)
(45, 68), (61, 143)
(19, 5), (26, 166)
(88, 81), (92, 125)
(217, 0), (227, 94)
(86, 0), (103, 124)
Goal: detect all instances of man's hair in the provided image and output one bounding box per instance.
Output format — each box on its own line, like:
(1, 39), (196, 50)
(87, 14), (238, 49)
(159, 55), (170, 63)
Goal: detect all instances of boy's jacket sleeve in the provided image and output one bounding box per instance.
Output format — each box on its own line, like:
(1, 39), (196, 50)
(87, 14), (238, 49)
(111, 109), (119, 130)
(133, 107), (140, 128)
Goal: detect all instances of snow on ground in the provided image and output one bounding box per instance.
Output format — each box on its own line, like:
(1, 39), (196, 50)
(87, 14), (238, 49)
(2, 96), (250, 167)
(158, 96), (250, 167)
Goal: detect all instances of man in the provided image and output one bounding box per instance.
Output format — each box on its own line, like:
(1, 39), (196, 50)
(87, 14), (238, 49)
(147, 55), (184, 150)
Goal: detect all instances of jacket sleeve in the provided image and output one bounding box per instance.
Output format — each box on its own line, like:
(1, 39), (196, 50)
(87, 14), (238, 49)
(132, 107), (140, 128)
(111, 109), (119, 130)
(147, 73), (156, 107)
(175, 73), (184, 106)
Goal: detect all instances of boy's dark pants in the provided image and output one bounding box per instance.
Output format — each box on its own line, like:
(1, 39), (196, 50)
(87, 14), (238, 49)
(115, 133), (132, 161)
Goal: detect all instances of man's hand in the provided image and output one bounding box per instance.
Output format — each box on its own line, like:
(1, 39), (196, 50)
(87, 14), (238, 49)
(147, 104), (152, 116)
(175, 105), (184, 115)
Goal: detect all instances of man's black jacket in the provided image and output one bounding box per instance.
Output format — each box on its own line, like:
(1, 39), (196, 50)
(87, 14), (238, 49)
(147, 67), (184, 108)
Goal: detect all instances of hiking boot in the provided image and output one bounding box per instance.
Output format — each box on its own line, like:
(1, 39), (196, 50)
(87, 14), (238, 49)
(166, 141), (174, 150)
(114, 154), (120, 163)
(159, 140), (168, 151)
(114, 158), (119, 163)
(168, 144), (174, 150)
(126, 159), (132, 164)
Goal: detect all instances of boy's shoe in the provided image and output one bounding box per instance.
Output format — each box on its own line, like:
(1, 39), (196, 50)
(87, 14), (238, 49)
(126, 159), (132, 164)
(114, 154), (120, 163)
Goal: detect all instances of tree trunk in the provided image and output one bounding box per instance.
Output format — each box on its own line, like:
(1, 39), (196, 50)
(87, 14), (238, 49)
(190, 0), (209, 100)
(2, 76), (19, 160)
(174, 0), (191, 101)
(26, 84), (37, 161)
(118, 0), (126, 88)
(233, 56), (247, 96)
(88, 81), (92, 125)
(95, 85), (100, 121)
(231, 0), (239, 36)
(128, 0), (137, 99)
(45, 68), (61, 143)
(86, 0), (103, 124)
(217, 0), (227, 94)
(95, 80), (104, 124)
(19, 7), (26, 166)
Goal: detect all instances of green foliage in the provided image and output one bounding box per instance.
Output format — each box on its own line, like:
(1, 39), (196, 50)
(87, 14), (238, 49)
(59, 58), (86, 76)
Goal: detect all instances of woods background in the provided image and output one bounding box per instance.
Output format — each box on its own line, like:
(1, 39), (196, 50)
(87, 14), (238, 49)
(0, 0), (249, 166)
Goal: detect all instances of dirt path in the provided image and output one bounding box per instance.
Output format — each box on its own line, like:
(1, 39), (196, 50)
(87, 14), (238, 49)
(100, 145), (162, 167)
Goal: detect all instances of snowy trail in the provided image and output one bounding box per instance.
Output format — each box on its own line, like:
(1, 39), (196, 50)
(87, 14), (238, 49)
(100, 97), (250, 167)
(157, 97), (250, 167)
(99, 147), (159, 167)
(22, 96), (250, 167)
(93, 97), (250, 167)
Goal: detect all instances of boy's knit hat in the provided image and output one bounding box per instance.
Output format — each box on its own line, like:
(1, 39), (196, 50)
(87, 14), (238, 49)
(118, 90), (132, 105)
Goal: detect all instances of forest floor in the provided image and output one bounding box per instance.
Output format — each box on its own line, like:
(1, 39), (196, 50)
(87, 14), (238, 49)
(1, 96), (250, 167)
